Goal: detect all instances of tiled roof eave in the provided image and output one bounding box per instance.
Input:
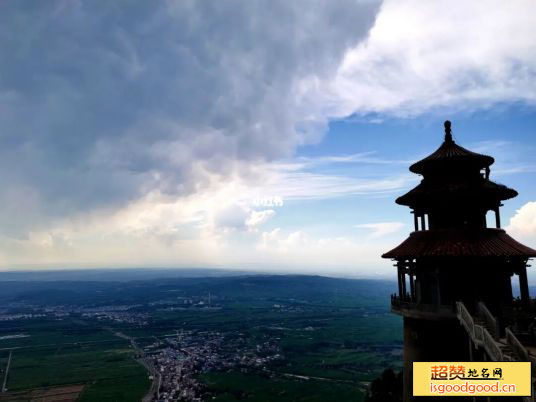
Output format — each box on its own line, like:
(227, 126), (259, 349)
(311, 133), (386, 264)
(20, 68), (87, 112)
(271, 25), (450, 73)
(382, 229), (536, 259)
(409, 142), (494, 174)
(395, 181), (518, 206)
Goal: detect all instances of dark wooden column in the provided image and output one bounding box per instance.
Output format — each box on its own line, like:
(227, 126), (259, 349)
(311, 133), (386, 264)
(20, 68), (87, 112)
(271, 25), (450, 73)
(518, 263), (530, 307)
(420, 215), (426, 230)
(401, 270), (407, 300)
(397, 262), (404, 298)
(409, 273), (415, 301)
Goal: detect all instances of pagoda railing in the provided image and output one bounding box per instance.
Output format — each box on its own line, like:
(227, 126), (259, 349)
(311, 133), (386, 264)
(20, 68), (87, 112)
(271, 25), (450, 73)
(457, 301), (475, 338)
(457, 301), (536, 384)
(477, 301), (500, 339)
(506, 327), (530, 361)
(482, 326), (504, 361)
(456, 302), (503, 361)
(505, 328), (536, 402)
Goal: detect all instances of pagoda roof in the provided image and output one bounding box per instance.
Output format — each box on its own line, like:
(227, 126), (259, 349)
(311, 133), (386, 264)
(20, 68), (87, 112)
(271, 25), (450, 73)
(396, 179), (518, 207)
(409, 121), (494, 174)
(382, 229), (536, 259)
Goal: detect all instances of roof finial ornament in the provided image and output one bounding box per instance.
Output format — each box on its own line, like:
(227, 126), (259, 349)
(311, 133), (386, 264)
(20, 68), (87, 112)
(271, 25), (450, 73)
(444, 120), (453, 143)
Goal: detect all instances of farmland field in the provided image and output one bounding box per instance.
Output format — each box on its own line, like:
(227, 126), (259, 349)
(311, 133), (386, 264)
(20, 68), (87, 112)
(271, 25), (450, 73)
(0, 274), (402, 401)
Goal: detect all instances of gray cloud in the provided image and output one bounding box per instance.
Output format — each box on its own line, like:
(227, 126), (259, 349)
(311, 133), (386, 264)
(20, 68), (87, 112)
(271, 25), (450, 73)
(0, 0), (380, 237)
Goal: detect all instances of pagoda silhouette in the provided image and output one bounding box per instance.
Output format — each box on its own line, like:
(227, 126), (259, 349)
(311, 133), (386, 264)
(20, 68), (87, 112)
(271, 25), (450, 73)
(383, 121), (536, 401)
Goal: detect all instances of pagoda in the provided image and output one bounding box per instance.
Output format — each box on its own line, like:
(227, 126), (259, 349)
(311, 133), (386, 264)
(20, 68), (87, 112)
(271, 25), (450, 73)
(383, 121), (536, 401)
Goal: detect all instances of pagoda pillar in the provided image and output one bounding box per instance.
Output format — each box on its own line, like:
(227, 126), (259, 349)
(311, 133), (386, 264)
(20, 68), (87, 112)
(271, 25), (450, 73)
(519, 263), (530, 307)
(397, 262), (404, 299)
(401, 271), (407, 300)
(409, 273), (415, 301)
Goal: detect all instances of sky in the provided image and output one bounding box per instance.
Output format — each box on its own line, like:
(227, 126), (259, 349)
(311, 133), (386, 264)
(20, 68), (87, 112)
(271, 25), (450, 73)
(1, 0), (536, 278)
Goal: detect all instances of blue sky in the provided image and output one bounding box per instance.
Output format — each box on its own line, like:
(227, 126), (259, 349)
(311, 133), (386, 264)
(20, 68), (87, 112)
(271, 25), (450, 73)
(1, 0), (536, 277)
(293, 106), (536, 227)
(245, 106), (536, 276)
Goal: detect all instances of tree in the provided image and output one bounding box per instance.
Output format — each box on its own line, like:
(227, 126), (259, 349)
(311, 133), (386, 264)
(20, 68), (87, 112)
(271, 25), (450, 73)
(365, 368), (402, 402)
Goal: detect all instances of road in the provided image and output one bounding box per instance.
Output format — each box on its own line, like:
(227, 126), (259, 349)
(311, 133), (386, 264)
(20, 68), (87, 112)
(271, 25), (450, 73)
(1, 350), (12, 392)
(0, 338), (126, 351)
(108, 329), (160, 402)
(138, 357), (161, 402)
(261, 367), (355, 383)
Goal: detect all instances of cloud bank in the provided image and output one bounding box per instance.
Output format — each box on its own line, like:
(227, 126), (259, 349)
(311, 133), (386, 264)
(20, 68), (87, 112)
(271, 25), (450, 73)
(0, 0), (380, 238)
(2, 0), (536, 270)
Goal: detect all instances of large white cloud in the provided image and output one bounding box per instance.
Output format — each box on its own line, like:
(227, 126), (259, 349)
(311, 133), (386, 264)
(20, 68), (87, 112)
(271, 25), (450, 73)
(320, 0), (536, 117)
(1, 161), (412, 269)
(2, 0), (536, 270)
(507, 202), (536, 246)
(0, 0), (380, 238)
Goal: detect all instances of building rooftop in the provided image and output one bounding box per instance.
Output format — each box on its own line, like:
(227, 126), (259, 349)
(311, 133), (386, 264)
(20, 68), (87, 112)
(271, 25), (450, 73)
(409, 121), (494, 175)
(382, 228), (536, 258)
(396, 178), (518, 207)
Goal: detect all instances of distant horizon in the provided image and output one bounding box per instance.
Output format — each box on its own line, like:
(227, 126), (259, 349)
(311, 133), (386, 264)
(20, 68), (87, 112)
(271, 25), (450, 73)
(0, 266), (396, 281)
(1, 267), (536, 288)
